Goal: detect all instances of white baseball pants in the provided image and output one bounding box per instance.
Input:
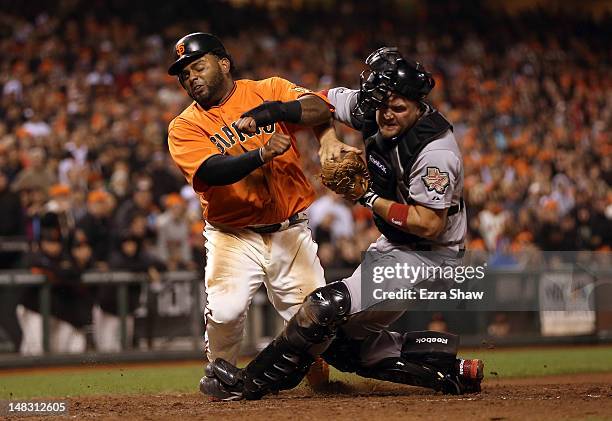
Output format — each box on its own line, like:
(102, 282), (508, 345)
(203, 220), (325, 364)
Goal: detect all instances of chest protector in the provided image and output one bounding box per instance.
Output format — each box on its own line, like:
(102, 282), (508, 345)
(363, 109), (452, 245)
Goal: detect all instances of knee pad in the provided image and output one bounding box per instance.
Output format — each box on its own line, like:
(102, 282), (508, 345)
(401, 330), (459, 373)
(357, 357), (461, 394)
(242, 282), (351, 399)
(285, 281), (351, 349)
(322, 331), (463, 395)
(243, 335), (314, 399)
(357, 330), (463, 394)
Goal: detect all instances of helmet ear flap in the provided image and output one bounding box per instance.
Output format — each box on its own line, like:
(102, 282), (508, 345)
(423, 73), (435, 95)
(413, 63), (435, 98)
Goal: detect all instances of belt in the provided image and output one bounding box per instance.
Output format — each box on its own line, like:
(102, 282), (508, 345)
(247, 212), (307, 234)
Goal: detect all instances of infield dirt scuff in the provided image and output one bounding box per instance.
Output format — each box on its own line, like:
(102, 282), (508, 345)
(23, 372), (612, 421)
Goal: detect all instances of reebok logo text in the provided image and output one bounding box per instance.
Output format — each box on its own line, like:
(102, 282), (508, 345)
(416, 337), (448, 344)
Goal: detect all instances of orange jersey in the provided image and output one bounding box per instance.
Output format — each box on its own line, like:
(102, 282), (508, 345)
(168, 77), (331, 227)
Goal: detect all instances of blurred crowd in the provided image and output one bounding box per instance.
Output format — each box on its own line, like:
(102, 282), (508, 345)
(0, 1), (610, 351)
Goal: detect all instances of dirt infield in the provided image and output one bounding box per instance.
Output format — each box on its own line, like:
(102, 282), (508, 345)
(37, 372), (610, 421)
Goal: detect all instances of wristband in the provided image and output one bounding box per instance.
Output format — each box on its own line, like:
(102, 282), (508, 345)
(241, 100), (302, 127)
(280, 100), (302, 123)
(387, 203), (411, 228)
(358, 190), (379, 209)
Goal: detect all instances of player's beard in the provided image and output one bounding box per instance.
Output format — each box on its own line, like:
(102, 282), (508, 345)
(190, 65), (226, 109)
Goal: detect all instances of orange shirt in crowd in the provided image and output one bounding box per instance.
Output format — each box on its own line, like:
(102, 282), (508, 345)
(168, 77), (331, 227)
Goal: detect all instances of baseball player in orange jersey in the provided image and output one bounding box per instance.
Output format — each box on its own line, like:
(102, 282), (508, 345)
(166, 33), (358, 390)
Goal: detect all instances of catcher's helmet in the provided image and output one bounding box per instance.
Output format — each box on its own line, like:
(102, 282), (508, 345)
(355, 47), (435, 116)
(168, 32), (227, 76)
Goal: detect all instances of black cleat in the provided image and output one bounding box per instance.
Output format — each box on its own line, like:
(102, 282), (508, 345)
(437, 359), (485, 395)
(199, 359), (245, 401)
(437, 372), (481, 395)
(455, 358), (484, 394)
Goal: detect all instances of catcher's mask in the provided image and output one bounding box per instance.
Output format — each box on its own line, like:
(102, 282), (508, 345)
(353, 47), (435, 118)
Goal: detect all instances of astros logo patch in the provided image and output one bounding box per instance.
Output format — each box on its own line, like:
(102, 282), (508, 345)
(421, 167), (450, 194)
(176, 43), (185, 56)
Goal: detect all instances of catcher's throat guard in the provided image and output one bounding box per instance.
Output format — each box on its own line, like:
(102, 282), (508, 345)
(353, 47), (435, 118)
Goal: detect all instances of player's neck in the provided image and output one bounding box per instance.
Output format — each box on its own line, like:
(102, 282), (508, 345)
(216, 79), (236, 105)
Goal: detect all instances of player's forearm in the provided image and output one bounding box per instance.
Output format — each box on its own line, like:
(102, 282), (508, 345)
(371, 197), (446, 239)
(297, 94), (333, 126)
(313, 121), (364, 163)
(312, 122), (336, 144)
(195, 151), (264, 186)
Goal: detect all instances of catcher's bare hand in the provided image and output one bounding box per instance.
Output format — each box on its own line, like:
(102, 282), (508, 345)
(318, 133), (362, 164)
(235, 116), (258, 134)
(261, 133), (292, 162)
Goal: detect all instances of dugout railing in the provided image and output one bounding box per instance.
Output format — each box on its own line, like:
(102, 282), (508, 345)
(0, 265), (611, 367)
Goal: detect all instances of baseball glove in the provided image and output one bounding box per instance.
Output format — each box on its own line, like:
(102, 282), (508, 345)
(320, 152), (370, 201)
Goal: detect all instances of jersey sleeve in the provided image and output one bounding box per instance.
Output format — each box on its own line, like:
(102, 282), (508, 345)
(167, 117), (221, 192)
(408, 146), (461, 209)
(325, 87), (360, 129)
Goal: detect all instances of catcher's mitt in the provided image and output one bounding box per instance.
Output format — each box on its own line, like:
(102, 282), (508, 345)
(320, 152), (370, 201)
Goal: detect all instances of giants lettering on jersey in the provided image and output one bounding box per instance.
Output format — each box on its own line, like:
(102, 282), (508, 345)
(209, 123), (276, 153)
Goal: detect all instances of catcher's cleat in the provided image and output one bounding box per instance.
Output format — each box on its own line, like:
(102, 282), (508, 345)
(199, 359), (245, 401)
(437, 373), (482, 395)
(455, 359), (484, 394)
(430, 359), (485, 395)
(456, 359), (484, 381)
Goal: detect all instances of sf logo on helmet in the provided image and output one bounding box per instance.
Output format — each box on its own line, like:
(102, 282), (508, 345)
(176, 43), (185, 56)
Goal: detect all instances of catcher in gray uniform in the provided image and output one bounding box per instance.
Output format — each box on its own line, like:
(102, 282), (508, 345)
(200, 47), (484, 401)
